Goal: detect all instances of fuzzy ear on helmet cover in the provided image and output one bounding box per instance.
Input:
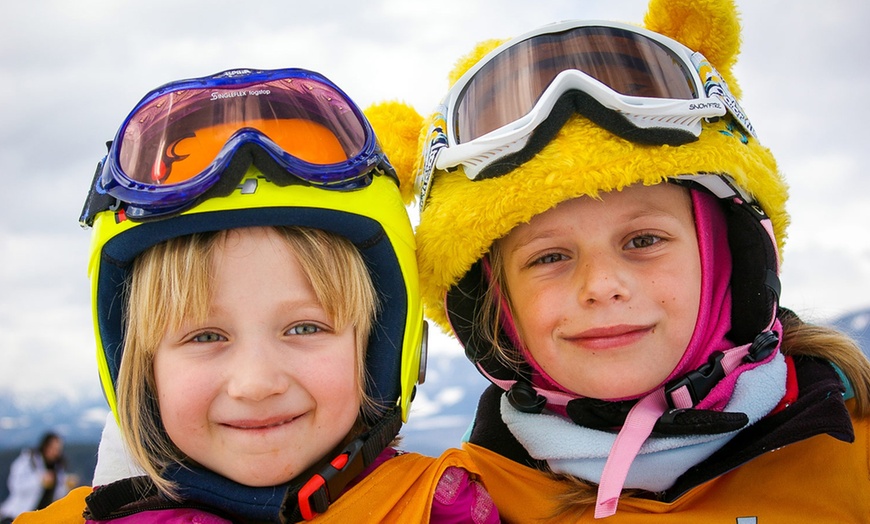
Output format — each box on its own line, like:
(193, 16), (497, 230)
(364, 101), (422, 205)
(372, 0), (789, 337)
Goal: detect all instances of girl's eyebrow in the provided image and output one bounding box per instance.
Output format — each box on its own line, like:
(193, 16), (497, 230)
(624, 209), (685, 223)
(207, 297), (326, 317)
(503, 227), (563, 255)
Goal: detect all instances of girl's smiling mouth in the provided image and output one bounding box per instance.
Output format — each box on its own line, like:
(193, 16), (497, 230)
(222, 414), (303, 430)
(566, 324), (654, 350)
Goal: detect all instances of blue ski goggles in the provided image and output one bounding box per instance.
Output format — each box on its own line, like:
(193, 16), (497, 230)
(81, 68), (395, 224)
(416, 20), (755, 205)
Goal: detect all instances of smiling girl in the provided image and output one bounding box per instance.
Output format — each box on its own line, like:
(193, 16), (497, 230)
(16, 68), (497, 523)
(494, 184), (701, 401)
(123, 226), (374, 494)
(404, 0), (870, 521)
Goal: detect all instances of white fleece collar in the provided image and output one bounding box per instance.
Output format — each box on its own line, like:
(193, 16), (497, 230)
(502, 351), (786, 493)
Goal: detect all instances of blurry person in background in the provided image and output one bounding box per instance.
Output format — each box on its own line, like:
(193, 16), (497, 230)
(0, 432), (72, 523)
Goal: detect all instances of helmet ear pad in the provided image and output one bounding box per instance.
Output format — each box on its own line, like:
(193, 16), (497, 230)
(720, 197), (781, 345)
(96, 206), (410, 416)
(445, 258), (533, 384)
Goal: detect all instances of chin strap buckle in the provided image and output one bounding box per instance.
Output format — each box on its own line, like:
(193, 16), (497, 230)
(665, 351), (726, 409)
(507, 381), (547, 414)
(297, 438), (366, 520)
(744, 330), (779, 363)
(291, 405), (403, 521)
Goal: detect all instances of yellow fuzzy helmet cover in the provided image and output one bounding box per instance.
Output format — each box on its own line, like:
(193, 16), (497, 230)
(404, 0), (788, 338)
(364, 0), (789, 354)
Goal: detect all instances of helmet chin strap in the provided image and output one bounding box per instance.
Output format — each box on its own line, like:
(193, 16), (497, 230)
(498, 326), (779, 415)
(592, 326), (779, 518)
(85, 406), (403, 522)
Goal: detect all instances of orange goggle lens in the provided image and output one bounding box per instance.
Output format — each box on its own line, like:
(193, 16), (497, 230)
(131, 119), (349, 185)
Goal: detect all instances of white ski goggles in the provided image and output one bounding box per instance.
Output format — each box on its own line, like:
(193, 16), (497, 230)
(417, 20), (755, 205)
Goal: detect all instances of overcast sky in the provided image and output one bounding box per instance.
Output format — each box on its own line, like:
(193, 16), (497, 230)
(2, 0), (869, 404)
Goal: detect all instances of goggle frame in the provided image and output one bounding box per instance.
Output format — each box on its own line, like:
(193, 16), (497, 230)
(416, 20), (755, 207)
(82, 68), (394, 224)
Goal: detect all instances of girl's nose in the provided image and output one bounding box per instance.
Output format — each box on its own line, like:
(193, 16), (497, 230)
(226, 340), (292, 401)
(576, 254), (631, 305)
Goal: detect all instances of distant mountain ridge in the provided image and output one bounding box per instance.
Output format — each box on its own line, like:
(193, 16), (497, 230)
(0, 389), (108, 448)
(830, 308), (870, 357)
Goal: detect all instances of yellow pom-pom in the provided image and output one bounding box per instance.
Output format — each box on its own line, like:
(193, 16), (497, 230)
(365, 101), (424, 204)
(644, 0), (743, 98)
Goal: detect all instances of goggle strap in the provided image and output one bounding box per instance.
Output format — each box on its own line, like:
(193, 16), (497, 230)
(80, 158), (118, 227)
(85, 142), (396, 223)
(473, 91), (698, 181)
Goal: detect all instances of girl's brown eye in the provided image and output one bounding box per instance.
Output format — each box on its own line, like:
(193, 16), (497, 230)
(533, 253), (566, 265)
(627, 234), (660, 249)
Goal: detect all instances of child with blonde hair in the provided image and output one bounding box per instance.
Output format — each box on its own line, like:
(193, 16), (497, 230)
(17, 68), (498, 523)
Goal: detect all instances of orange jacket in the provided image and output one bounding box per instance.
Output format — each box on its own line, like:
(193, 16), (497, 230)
(462, 416), (869, 523)
(15, 449), (482, 523)
(460, 355), (870, 523)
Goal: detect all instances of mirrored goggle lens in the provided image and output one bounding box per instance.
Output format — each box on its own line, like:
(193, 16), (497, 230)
(454, 25), (697, 143)
(118, 76), (366, 185)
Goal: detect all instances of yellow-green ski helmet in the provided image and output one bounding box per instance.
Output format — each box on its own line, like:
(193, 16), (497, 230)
(80, 68), (426, 433)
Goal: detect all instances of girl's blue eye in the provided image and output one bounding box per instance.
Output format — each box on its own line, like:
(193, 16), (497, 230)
(192, 332), (224, 343)
(288, 324), (321, 335)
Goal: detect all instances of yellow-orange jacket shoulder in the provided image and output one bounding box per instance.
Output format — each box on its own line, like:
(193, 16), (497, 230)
(14, 486), (90, 524)
(462, 408), (870, 523)
(14, 450), (479, 524)
(313, 449), (478, 523)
